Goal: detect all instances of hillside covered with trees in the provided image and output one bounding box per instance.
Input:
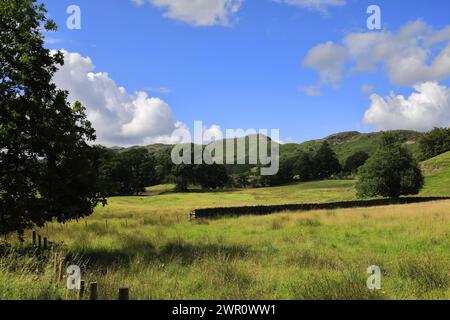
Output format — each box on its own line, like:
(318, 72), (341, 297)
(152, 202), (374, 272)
(98, 128), (450, 194)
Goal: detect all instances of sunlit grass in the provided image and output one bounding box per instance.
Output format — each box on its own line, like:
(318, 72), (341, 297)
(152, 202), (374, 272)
(1, 186), (449, 300)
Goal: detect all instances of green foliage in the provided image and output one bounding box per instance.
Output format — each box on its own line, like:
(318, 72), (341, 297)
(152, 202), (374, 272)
(419, 127), (450, 160)
(0, 0), (105, 235)
(2, 190), (449, 300)
(357, 133), (424, 198)
(255, 144), (341, 188)
(292, 152), (314, 181)
(171, 164), (193, 192)
(98, 148), (157, 196)
(195, 164), (229, 190)
(171, 153), (229, 192)
(344, 151), (369, 174)
(258, 157), (296, 187)
(114, 149), (156, 196)
(313, 142), (342, 179)
(280, 130), (424, 163)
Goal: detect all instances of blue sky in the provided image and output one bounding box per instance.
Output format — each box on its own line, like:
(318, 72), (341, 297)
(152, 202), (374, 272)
(44, 0), (450, 146)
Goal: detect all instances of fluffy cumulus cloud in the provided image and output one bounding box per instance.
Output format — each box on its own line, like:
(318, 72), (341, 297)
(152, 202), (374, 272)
(303, 21), (450, 130)
(364, 82), (450, 131)
(132, 0), (243, 26)
(273, 0), (346, 12)
(304, 21), (450, 87)
(52, 50), (188, 146)
(303, 41), (347, 87)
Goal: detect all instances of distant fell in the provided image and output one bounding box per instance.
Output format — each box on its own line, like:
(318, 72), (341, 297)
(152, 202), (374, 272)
(113, 130), (424, 162)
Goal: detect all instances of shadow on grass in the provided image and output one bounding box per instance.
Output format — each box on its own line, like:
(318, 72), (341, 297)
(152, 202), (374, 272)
(70, 240), (252, 268)
(158, 241), (251, 265)
(191, 197), (450, 219)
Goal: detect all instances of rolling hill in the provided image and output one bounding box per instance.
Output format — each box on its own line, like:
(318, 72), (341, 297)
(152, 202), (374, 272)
(420, 151), (450, 196)
(280, 130), (423, 162)
(114, 130), (424, 164)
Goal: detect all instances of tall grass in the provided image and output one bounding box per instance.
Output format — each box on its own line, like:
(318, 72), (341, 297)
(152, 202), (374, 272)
(1, 195), (449, 300)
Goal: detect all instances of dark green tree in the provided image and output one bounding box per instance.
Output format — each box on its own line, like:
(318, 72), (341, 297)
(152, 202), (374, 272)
(234, 172), (251, 188)
(154, 150), (174, 184)
(419, 127), (450, 160)
(194, 164), (229, 190)
(356, 132), (424, 198)
(259, 157), (295, 187)
(313, 142), (341, 179)
(344, 151), (369, 174)
(171, 164), (194, 192)
(292, 152), (314, 181)
(112, 149), (156, 196)
(96, 146), (121, 197)
(0, 0), (105, 236)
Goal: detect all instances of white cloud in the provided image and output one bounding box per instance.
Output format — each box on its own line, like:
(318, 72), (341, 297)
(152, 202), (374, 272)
(274, 0), (346, 12)
(361, 84), (374, 94)
(300, 85), (321, 96)
(52, 50), (187, 146)
(303, 41), (347, 87)
(131, 0), (146, 6)
(304, 21), (450, 87)
(364, 82), (450, 131)
(202, 124), (224, 143)
(133, 0), (243, 26)
(144, 86), (172, 94)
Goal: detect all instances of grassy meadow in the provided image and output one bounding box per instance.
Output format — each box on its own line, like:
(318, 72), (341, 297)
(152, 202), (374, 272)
(1, 172), (449, 300)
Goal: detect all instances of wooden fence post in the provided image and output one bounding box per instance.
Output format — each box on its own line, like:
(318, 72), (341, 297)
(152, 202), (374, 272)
(54, 253), (59, 282)
(58, 256), (65, 283)
(43, 237), (48, 250)
(32, 231), (37, 247)
(118, 288), (129, 300)
(77, 280), (85, 300)
(89, 282), (98, 300)
(38, 235), (42, 249)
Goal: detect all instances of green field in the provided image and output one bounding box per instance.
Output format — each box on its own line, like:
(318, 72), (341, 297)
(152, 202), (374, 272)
(1, 155), (449, 300)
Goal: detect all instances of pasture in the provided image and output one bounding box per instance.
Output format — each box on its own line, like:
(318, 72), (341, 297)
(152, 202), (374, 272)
(0, 180), (449, 300)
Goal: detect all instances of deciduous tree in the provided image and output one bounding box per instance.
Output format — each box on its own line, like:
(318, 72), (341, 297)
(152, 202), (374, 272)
(0, 0), (105, 236)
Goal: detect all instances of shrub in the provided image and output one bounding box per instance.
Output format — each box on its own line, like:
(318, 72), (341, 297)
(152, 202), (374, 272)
(357, 133), (424, 198)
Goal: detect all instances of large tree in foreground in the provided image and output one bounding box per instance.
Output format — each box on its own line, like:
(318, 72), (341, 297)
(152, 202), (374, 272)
(0, 0), (105, 237)
(356, 133), (424, 199)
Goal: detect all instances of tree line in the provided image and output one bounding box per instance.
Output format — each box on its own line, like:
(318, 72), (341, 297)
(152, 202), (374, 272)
(96, 125), (450, 196)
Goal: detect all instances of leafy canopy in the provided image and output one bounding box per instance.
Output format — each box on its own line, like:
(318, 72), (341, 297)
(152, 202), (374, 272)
(344, 151), (369, 174)
(0, 0), (105, 236)
(356, 132), (424, 199)
(419, 127), (450, 160)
